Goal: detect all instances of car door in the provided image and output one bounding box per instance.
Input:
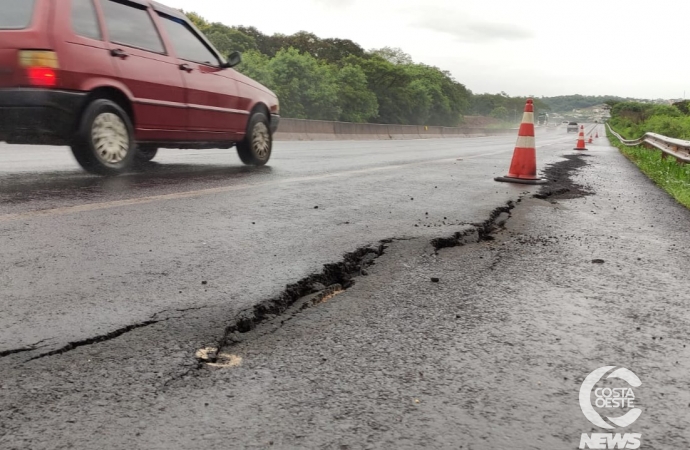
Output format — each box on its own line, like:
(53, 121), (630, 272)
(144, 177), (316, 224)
(52, 0), (117, 92)
(99, 0), (188, 141)
(154, 11), (243, 140)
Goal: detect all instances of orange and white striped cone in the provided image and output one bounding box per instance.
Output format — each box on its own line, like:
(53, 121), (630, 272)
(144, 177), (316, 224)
(588, 136), (593, 144)
(595, 131), (599, 138)
(495, 99), (547, 185)
(574, 126), (588, 151)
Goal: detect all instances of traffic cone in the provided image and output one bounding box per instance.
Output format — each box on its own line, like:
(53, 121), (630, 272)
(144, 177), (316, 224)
(595, 131), (599, 138)
(588, 136), (593, 144)
(574, 126), (588, 151)
(495, 99), (547, 185)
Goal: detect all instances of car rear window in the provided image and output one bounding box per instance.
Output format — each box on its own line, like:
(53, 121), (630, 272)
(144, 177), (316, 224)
(72, 0), (102, 40)
(102, 0), (165, 54)
(0, 0), (36, 29)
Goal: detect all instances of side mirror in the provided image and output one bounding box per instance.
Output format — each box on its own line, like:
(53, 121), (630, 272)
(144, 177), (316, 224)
(222, 51), (242, 69)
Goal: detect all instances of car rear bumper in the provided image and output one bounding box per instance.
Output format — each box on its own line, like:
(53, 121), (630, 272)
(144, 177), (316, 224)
(270, 114), (280, 134)
(0, 88), (86, 144)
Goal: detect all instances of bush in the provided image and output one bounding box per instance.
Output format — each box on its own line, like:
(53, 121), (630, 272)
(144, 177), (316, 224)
(609, 102), (690, 140)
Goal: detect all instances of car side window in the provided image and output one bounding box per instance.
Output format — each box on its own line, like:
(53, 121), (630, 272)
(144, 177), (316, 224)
(102, 0), (165, 54)
(158, 14), (220, 66)
(0, 0), (36, 29)
(71, 0), (102, 40)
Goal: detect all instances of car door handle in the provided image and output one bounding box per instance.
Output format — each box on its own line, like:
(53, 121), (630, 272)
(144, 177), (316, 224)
(110, 48), (128, 59)
(179, 64), (193, 73)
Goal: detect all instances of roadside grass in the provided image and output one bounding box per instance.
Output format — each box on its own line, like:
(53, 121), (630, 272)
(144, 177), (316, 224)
(607, 130), (690, 209)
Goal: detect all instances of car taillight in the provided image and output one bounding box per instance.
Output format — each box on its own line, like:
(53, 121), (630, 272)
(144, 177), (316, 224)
(19, 51), (59, 87)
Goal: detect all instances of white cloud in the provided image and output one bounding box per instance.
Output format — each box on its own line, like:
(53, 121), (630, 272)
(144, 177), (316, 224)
(413, 8), (534, 43)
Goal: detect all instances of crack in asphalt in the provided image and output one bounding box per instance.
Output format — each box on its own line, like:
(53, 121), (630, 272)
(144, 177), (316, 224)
(0, 340), (48, 358)
(18, 154), (595, 369)
(27, 320), (161, 362)
(199, 153), (595, 363)
(207, 243), (389, 361)
(199, 201), (528, 365)
(15, 304), (210, 362)
(431, 202), (516, 252)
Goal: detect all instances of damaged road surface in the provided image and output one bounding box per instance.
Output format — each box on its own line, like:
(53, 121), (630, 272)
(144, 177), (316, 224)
(2, 129), (690, 449)
(1, 132), (573, 357)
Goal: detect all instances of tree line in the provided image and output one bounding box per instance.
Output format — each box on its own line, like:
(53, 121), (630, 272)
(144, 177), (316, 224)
(187, 12), (472, 126)
(186, 12), (625, 126)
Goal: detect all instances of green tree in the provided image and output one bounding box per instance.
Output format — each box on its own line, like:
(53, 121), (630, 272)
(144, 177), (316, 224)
(404, 64), (470, 126)
(347, 55), (414, 124)
(369, 47), (413, 65)
(320, 38), (365, 63)
(672, 100), (690, 115)
(335, 64), (378, 123)
(267, 48), (340, 120)
(207, 29), (257, 56)
(490, 106), (509, 120)
(235, 26), (285, 57)
(235, 50), (273, 87)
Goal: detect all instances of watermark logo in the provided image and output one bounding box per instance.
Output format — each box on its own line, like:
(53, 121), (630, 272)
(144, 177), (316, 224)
(579, 366), (642, 449)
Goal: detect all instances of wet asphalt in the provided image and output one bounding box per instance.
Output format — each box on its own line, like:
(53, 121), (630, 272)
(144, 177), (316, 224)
(3, 127), (689, 449)
(0, 131), (571, 353)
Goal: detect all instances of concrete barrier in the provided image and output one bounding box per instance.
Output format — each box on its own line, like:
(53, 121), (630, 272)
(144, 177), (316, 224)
(274, 118), (518, 141)
(334, 122), (390, 140)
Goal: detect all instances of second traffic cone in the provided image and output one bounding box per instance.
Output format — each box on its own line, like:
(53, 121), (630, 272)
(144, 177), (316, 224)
(574, 126), (588, 151)
(595, 131), (599, 138)
(588, 136), (593, 144)
(495, 99), (547, 185)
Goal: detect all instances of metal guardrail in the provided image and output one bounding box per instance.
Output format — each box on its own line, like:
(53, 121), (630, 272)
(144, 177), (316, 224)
(607, 124), (690, 164)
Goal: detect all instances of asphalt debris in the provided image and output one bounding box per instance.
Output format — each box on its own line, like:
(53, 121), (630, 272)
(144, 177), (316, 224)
(534, 154), (594, 200)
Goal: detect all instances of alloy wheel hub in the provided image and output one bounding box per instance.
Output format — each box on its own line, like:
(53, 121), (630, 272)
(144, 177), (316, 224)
(252, 122), (270, 159)
(91, 112), (129, 165)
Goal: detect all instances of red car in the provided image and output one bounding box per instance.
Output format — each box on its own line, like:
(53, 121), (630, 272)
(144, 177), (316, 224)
(0, 0), (280, 175)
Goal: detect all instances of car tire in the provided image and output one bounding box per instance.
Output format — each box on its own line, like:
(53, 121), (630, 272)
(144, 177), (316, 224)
(135, 146), (158, 163)
(237, 112), (272, 166)
(70, 99), (136, 176)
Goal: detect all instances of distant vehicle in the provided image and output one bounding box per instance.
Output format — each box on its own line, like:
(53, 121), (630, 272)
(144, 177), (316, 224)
(561, 121), (569, 126)
(567, 122), (579, 133)
(0, 0), (280, 175)
(537, 112), (549, 126)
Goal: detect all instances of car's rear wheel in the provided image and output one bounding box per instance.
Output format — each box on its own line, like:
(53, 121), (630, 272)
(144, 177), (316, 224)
(71, 99), (135, 175)
(237, 112), (272, 166)
(135, 146), (158, 163)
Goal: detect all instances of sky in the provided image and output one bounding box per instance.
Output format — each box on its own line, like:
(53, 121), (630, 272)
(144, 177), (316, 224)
(163, 0), (689, 99)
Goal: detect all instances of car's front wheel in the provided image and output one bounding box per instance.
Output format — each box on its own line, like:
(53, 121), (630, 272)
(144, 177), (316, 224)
(71, 99), (136, 175)
(237, 112), (272, 166)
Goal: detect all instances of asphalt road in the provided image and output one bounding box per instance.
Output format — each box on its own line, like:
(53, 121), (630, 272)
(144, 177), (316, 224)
(0, 129), (572, 354)
(8, 126), (685, 450)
